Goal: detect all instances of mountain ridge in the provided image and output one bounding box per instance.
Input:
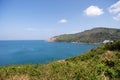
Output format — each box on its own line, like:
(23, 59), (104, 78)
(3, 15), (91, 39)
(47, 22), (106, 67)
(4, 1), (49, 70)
(48, 27), (120, 43)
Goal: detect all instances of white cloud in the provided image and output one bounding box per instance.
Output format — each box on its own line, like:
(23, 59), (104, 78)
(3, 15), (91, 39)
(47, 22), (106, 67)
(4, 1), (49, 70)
(84, 5), (104, 16)
(109, 1), (120, 14)
(59, 19), (68, 24)
(113, 13), (120, 21)
(109, 1), (120, 21)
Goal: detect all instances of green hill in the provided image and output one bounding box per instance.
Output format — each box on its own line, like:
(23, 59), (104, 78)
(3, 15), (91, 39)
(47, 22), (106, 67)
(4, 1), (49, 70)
(48, 27), (120, 43)
(0, 40), (120, 80)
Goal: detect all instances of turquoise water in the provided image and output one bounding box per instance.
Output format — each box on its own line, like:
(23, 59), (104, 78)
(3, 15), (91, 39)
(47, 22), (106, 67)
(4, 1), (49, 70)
(0, 40), (99, 66)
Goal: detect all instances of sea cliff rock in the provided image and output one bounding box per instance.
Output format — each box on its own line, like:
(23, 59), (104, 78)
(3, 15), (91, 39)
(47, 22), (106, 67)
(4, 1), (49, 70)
(47, 37), (57, 42)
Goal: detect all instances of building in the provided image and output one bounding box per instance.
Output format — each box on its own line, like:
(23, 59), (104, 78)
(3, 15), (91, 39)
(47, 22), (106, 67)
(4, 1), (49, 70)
(103, 40), (113, 44)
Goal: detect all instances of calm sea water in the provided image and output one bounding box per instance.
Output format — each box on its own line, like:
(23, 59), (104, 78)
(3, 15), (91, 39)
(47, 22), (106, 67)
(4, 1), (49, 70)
(0, 40), (99, 66)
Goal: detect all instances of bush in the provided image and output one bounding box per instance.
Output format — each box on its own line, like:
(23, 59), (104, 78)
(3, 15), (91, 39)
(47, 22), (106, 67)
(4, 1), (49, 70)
(104, 40), (120, 51)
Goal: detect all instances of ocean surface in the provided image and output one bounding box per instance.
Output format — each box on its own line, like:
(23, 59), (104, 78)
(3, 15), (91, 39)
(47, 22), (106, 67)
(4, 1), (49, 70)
(0, 40), (100, 66)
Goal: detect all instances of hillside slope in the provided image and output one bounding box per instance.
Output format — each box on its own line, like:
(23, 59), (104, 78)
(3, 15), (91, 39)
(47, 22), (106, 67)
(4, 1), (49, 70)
(48, 27), (120, 43)
(0, 40), (120, 80)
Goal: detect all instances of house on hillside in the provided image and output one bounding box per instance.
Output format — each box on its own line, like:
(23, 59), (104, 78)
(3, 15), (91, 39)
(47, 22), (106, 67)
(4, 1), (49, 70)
(103, 40), (113, 44)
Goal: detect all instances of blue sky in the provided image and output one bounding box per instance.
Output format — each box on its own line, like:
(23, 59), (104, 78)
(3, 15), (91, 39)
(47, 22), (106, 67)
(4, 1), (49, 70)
(0, 0), (120, 40)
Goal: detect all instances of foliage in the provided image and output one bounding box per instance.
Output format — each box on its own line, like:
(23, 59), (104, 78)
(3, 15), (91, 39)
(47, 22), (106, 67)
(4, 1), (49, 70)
(53, 27), (120, 43)
(104, 40), (120, 51)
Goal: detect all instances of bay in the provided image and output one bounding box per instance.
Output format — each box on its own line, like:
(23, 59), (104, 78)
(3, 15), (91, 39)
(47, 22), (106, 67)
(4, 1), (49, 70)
(0, 40), (99, 66)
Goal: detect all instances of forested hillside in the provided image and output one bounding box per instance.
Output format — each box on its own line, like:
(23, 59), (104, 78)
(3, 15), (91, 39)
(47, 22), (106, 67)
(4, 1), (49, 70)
(49, 27), (120, 43)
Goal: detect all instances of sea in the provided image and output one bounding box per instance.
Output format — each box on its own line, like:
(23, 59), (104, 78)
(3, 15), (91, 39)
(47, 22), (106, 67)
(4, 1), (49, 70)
(0, 40), (100, 66)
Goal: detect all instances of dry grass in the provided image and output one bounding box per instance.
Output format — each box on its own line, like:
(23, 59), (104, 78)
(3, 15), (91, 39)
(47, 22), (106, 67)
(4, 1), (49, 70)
(7, 75), (29, 80)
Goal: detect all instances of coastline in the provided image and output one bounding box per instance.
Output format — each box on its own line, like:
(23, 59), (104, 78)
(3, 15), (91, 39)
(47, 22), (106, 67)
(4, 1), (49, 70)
(46, 37), (57, 42)
(46, 37), (102, 44)
(46, 39), (102, 44)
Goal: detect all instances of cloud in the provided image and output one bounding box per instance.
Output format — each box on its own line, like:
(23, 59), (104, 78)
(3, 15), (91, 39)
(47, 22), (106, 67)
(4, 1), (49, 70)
(113, 13), (120, 21)
(109, 1), (120, 21)
(59, 19), (68, 24)
(84, 6), (104, 16)
(109, 1), (120, 14)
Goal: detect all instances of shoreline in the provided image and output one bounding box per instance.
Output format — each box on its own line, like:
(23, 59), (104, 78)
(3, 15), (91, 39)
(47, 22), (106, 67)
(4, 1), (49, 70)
(46, 40), (102, 44)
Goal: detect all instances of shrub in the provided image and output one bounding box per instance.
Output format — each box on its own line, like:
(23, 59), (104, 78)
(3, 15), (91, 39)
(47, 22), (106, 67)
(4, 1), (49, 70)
(104, 40), (120, 51)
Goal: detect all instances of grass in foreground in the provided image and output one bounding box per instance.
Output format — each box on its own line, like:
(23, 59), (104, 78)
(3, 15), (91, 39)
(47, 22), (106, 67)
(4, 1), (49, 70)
(0, 40), (120, 80)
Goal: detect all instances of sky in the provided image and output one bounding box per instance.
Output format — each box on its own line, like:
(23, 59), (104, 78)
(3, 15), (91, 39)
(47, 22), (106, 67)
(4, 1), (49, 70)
(0, 0), (120, 40)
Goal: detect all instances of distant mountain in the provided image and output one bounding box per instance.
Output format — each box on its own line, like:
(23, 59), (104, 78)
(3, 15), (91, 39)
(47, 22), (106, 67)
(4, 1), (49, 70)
(48, 27), (120, 43)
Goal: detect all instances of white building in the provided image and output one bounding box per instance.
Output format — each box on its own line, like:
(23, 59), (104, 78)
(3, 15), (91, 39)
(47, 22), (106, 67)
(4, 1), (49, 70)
(103, 40), (113, 44)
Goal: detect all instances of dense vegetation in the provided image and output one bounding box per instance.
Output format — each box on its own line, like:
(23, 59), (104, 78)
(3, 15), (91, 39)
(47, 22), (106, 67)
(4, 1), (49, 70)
(0, 40), (120, 80)
(50, 27), (120, 43)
